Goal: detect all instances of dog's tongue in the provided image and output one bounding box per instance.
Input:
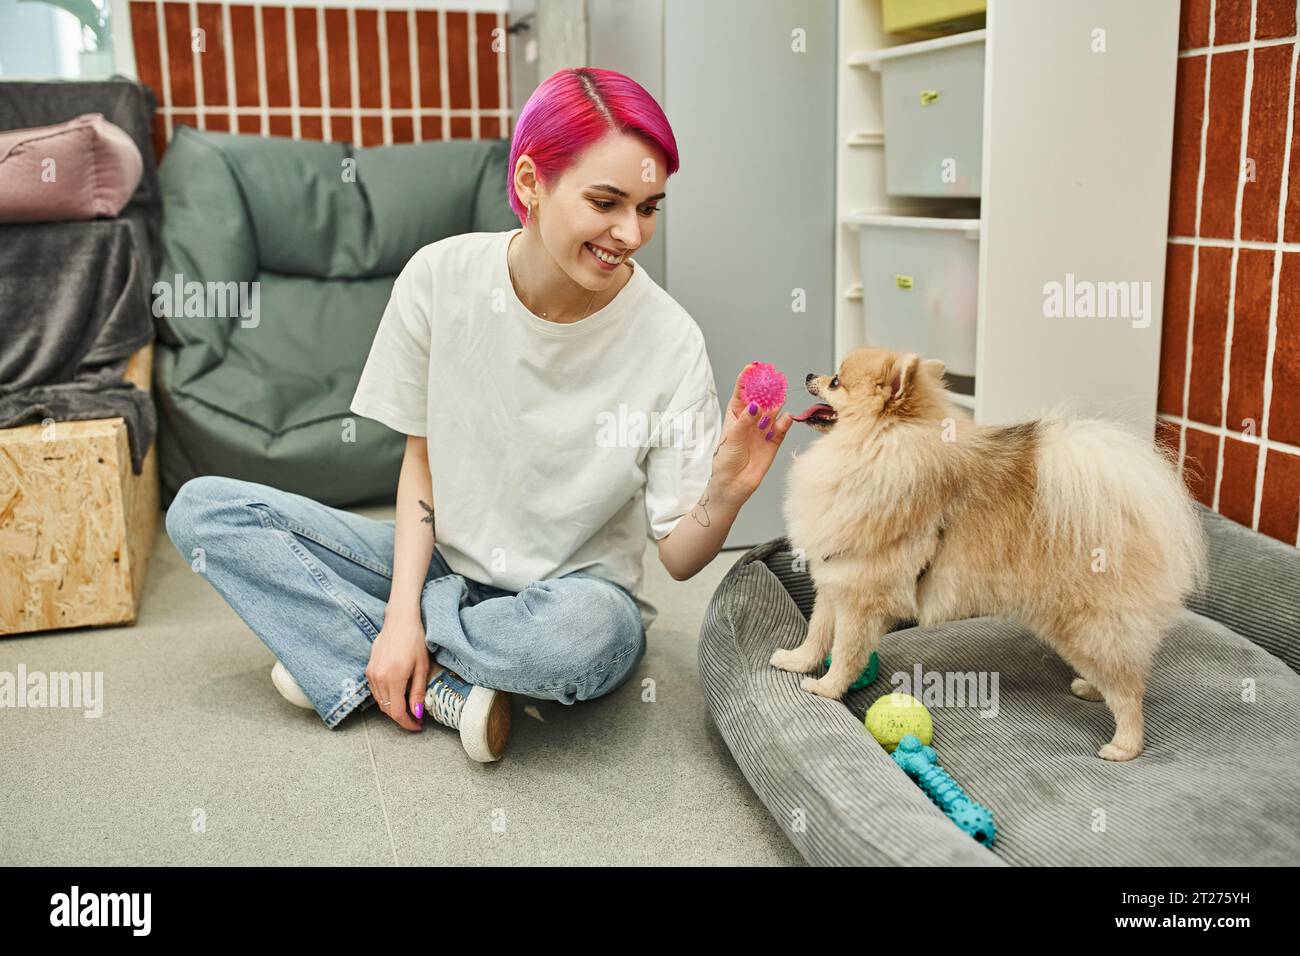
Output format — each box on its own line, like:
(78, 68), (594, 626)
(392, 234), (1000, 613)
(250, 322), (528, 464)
(792, 403), (834, 423)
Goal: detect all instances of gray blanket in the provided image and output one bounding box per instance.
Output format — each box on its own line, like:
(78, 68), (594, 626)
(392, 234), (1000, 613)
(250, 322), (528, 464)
(0, 219), (156, 473)
(0, 77), (162, 474)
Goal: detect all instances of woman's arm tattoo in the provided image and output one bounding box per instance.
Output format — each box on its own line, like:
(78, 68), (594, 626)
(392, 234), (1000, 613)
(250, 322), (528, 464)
(419, 499), (435, 536)
(690, 488), (711, 528)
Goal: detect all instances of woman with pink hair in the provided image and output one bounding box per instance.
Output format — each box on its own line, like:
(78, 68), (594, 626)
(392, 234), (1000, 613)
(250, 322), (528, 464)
(166, 68), (792, 763)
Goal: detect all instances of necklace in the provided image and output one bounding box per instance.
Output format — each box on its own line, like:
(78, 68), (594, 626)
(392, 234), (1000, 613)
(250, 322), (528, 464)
(508, 234), (599, 322)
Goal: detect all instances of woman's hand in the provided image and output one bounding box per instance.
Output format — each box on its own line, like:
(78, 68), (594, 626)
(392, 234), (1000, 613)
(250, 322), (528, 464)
(365, 608), (431, 731)
(709, 362), (795, 500)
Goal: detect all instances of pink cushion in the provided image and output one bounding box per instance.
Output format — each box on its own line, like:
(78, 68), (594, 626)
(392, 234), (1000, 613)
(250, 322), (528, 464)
(0, 112), (143, 224)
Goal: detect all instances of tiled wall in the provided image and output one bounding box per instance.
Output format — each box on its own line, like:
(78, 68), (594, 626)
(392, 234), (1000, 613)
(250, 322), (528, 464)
(1161, 0), (1300, 545)
(127, 1), (511, 162)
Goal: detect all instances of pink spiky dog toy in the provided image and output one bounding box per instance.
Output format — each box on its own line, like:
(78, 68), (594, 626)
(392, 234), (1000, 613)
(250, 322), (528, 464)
(739, 362), (787, 410)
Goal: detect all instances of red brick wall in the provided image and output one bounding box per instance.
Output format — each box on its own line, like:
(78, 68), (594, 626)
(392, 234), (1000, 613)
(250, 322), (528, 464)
(1162, 0), (1300, 545)
(127, 1), (512, 163)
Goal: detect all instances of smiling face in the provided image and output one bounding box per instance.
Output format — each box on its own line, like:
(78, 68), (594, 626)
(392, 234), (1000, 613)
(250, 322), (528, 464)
(515, 130), (667, 290)
(793, 348), (947, 431)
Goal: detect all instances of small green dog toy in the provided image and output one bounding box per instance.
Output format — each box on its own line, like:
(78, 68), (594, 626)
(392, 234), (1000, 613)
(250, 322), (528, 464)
(864, 691), (933, 751)
(823, 651), (879, 691)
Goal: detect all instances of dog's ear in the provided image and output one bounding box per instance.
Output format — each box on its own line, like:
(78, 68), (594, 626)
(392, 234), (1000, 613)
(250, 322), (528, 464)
(921, 358), (945, 381)
(886, 352), (921, 407)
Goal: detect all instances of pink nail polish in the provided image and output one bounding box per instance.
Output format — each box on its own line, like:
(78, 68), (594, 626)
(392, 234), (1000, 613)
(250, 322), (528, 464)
(414, 702), (424, 719)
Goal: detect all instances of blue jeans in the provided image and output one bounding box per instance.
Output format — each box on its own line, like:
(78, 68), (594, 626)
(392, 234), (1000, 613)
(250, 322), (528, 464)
(163, 476), (647, 728)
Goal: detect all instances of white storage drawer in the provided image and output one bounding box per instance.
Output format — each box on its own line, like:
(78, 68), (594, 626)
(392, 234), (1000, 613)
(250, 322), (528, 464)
(857, 30), (985, 198)
(845, 211), (980, 376)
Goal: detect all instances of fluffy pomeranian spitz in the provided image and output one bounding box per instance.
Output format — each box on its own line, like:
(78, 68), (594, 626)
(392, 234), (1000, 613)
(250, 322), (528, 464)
(773, 347), (1207, 761)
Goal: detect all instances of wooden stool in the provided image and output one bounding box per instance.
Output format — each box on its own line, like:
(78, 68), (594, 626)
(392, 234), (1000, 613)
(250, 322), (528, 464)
(0, 344), (159, 635)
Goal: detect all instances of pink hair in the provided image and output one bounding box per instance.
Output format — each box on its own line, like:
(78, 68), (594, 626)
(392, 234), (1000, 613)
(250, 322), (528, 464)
(507, 67), (680, 226)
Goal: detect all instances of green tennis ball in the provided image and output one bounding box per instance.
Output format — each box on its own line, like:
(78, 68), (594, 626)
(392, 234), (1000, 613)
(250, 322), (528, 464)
(865, 692), (933, 752)
(823, 651), (879, 691)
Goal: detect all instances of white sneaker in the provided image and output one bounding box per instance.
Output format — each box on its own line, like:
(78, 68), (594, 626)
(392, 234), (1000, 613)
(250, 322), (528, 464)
(271, 659), (315, 710)
(424, 666), (512, 763)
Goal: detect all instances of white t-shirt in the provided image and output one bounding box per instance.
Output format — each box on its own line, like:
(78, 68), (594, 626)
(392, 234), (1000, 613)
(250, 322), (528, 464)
(349, 228), (722, 632)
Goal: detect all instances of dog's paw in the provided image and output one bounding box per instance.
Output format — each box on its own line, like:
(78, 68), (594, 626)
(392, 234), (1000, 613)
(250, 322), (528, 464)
(800, 676), (846, 700)
(770, 648), (819, 673)
(1097, 741), (1142, 762)
(1070, 677), (1104, 701)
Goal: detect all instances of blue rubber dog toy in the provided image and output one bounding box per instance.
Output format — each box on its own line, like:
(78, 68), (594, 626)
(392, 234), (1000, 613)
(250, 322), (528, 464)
(891, 734), (997, 847)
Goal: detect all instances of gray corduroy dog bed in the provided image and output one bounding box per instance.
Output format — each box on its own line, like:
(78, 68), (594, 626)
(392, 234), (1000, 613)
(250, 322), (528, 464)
(699, 504), (1300, 866)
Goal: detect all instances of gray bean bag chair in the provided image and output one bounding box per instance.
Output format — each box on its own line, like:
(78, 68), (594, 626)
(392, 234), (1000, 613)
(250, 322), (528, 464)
(700, 503), (1300, 866)
(152, 127), (519, 509)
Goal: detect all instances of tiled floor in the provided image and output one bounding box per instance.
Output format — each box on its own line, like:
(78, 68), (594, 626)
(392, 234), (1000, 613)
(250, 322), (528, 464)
(0, 502), (802, 866)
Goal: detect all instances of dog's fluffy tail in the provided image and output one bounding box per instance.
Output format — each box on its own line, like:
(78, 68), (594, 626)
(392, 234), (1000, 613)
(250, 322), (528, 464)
(1031, 415), (1208, 602)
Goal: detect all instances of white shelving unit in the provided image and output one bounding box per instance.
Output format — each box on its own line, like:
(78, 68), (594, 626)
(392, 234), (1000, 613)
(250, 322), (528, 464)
(834, 0), (1181, 435)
